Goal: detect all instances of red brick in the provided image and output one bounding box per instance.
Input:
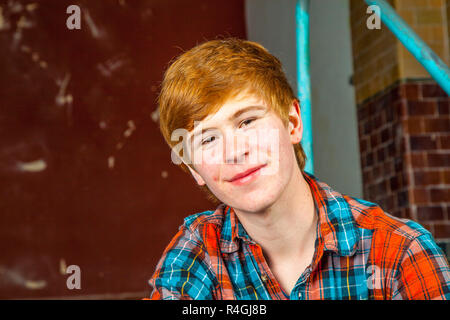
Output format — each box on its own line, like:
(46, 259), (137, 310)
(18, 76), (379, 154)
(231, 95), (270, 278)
(363, 169), (373, 184)
(438, 101), (450, 115)
(434, 222), (450, 239)
(370, 132), (381, 149)
(383, 160), (394, 176)
(373, 164), (382, 179)
(439, 135), (450, 149)
(410, 135), (437, 151)
(394, 100), (407, 119)
(402, 171), (411, 186)
(402, 118), (423, 134)
(385, 194), (396, 211)
(374, 114), (383, 130)
(359, 137), (369, 153)
(429, 188), (450, 202)
(443, 170), (450, 184)
(385, 102), (395, 122)
(414, 170), (442, 186)
(363, 120), (372, 135)
(368, 184), (377, 200)
(366, 152), (374, 167)
(394, 156), (404, 172)
(423, 118), (450, 133)
(380, 127), (391, 143)
(397, 190), (409, 208)
(390, 176), (399, 191)
(389, 86), (401, 103)
(417, 206), (445, 221)
(378, 180), (389, 194)
(387, 142), (396, 157)
(412, 188), (429, 204)
(404, 153), (413, 167)
(377, 148), (386, 162)
(422, 84), (448, 98)
(398, 171), (406, 189)
(397, 208), (411, 219)
(401, 83), (420, 100)
(410, 152), (427, 168)
(427, 153), (450, 167)
(358, 105), (369, 121)
(407, 101), (437, 116)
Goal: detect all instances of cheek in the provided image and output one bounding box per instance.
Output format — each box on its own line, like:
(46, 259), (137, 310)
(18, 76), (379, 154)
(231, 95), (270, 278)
(253, 127), (286, 160)
(277, 131), (296, 166)
(201, 145), (223, 164)
(195, 161), (222, 183)
(259, 126), (294, 176)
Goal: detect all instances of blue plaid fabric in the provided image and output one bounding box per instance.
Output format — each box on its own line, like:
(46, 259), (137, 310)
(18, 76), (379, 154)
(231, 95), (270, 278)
(148, 171), (450, 300)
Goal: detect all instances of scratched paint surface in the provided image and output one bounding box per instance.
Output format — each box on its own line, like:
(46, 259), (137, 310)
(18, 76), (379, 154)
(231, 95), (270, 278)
(0, 0), (246, 298)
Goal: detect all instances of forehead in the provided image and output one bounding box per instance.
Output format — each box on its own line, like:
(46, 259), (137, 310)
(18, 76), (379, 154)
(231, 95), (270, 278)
(196, 93), (267, 127)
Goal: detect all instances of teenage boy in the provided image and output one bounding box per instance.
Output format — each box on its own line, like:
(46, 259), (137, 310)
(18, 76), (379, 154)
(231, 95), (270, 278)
(148, 38), (449, 300)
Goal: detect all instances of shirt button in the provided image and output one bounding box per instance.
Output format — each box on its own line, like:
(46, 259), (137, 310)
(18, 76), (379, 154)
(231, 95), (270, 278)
(298, 292), (302, 299)
(261, 274), (268, 282)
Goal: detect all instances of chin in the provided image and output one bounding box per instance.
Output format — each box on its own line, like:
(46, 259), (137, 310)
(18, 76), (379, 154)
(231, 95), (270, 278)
(213, 175), (284, 211)
(228, 192), (277, 213)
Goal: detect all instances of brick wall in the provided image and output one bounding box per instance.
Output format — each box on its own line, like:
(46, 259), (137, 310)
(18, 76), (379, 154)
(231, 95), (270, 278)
(357, 81), (449, 243)
(350, 0), (450, 255)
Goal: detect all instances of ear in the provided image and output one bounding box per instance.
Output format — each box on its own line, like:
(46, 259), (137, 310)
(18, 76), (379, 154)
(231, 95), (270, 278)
(186, 165), (206, 186)
(177, 145), (206, 186)
(288, 99), (303, 144)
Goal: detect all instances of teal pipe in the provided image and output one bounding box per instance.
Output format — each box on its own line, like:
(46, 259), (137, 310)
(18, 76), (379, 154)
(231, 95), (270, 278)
(296, 0), (314, 174)
(365, 0), (450, 95)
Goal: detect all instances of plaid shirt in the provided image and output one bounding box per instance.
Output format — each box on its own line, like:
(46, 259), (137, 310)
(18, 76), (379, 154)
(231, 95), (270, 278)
(148, 172), (450, 300)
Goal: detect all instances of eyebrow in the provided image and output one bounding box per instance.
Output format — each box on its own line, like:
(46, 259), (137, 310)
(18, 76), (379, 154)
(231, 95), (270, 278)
(192, 105), (267, 137)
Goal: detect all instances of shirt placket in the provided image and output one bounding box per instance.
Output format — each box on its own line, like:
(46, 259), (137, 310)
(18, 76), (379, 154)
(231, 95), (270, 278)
(250, 229), (325, 300)
(290, 265), (313, 300)
(246, 241), (289, 300)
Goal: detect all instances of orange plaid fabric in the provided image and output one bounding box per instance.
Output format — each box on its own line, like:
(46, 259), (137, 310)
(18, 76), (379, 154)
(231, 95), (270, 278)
(148, 172), (450, 300)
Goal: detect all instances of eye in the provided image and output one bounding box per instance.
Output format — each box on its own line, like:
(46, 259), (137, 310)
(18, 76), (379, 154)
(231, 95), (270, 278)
(239, 118), (256, 128)
(201, 136), (216, 145)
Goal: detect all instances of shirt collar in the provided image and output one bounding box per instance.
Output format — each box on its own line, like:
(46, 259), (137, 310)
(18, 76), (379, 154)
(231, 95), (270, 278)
(219, 204), (251, 253)
(304, 171), (359, 257)
(218, 171), (360, 257)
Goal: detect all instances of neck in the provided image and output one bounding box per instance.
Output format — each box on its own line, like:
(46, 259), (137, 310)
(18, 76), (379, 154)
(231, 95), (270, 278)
(234, 168), (318, 262)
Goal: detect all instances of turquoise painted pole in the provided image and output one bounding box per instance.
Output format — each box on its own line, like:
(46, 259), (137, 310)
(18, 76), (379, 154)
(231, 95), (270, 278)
(296, 0), (314, 174)
(365, 0), (450, 95)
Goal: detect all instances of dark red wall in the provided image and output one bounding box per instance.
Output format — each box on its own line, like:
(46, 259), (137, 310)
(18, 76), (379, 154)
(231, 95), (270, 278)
(0, 0), (246, 299)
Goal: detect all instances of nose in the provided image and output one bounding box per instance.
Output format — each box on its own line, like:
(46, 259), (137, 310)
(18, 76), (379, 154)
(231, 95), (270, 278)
(224, 131), (249, 164)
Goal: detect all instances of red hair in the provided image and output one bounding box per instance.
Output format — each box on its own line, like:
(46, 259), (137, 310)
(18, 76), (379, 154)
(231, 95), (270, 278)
(157, 38), (306, 204)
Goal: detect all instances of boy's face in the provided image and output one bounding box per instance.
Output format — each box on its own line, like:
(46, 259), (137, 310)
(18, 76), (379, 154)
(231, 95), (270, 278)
(182, 92), (303, 213)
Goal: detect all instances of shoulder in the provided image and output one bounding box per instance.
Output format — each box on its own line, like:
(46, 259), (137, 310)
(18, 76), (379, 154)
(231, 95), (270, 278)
(309, 172), (428, 240)
(182, 206), (225, 233)
(155, 204), (227, 265)
(148, 206), (227, 299)
(343, 194), (431, 242)
(341, 194), (441, 270)
(180, 204), (227, 245)
(343, 195), (450, 298)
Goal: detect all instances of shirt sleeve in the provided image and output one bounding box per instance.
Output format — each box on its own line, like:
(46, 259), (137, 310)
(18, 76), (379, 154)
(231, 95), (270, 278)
(148, 226), (216, 300)
(392, 232), (450, 300)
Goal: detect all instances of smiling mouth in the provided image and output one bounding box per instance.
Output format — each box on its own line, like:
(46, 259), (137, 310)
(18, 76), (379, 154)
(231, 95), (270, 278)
(228, 164), (267, 185)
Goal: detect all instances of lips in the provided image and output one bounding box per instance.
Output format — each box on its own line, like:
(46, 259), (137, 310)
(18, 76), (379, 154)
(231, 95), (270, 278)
(228, 164), (266, 182)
